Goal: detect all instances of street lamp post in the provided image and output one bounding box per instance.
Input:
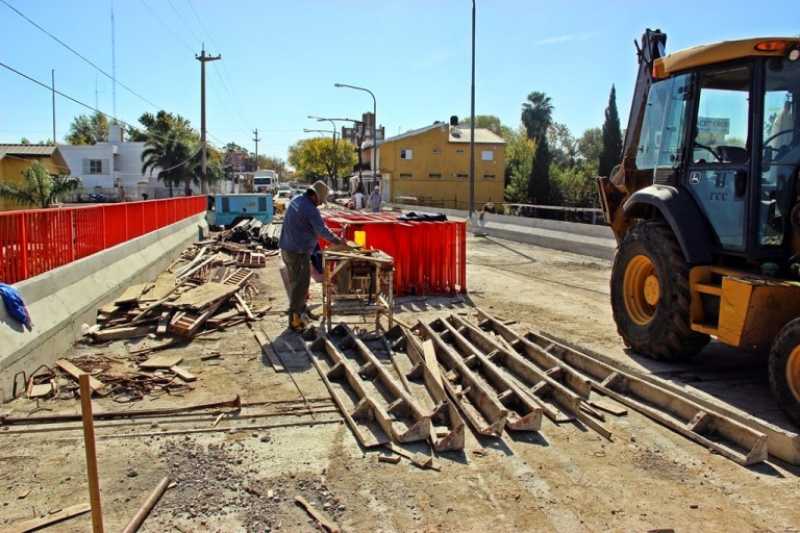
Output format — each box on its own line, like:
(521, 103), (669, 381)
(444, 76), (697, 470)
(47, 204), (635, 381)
(334, 83), (377, 193)
(469, 0), (476, 222)
(309, 116), (360, 191)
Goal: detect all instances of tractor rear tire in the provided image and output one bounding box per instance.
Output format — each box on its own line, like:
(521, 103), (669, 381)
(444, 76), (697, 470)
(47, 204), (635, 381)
(769, 319), (800, 426)
(610, 220), (709, 360)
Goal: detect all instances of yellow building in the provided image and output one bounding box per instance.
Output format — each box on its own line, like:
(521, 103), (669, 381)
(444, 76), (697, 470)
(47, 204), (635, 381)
(0, 145), (69, 210)
(370, 122), (506, 209)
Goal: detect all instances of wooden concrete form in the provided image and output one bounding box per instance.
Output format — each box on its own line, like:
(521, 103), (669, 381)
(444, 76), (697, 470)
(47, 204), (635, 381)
(448, 314), (584, 422)
(428, 318), (543, 432)
(305, 337), (390, 449)
(417, 321), (509, 437)
(329, 325), (430, 443)
(383, 325), (466, 452)
(474, 309), (768, 465)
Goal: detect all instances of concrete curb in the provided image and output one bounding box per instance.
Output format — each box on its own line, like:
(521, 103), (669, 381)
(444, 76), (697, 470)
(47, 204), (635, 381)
(0, 213), (207, 393)
(391, 203), (617, 261)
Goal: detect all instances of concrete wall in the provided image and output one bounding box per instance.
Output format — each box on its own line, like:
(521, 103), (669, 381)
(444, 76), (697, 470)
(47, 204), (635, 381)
(0, 213), (208, 398)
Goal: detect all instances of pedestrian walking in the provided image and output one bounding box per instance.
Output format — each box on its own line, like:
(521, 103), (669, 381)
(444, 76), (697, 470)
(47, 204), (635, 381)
(368, 187), (382, 213)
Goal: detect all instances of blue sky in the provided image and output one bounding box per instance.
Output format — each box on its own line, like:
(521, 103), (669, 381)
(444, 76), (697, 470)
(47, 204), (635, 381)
(1, 0), (798, 160)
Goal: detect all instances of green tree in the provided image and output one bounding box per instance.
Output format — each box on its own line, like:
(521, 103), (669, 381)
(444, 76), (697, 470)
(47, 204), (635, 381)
(288, 137), (357, 185)
(459, 115), (513, 138)
(66, 112), (109, 145)
(577, 127), (602, 164)
(521, 91), (554, 203)
(0, 160), (80, 208)
(504, 128), (536, 203)
(599, 85), (623, 177)
(141, 131), (196, 197)
(549, 122), (578, 168)
(127, 111), (194, 142)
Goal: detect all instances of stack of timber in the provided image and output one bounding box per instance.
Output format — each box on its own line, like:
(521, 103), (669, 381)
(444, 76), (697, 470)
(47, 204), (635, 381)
(215, 215), (284, 250)
(36, 240), (274, 402)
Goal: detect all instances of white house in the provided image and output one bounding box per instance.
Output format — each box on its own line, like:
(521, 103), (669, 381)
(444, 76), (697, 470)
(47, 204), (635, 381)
(59, 125), (202, 200)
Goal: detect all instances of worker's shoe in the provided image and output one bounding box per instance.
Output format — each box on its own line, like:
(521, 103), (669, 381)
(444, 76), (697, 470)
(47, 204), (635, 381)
(289, 312), (307, 333)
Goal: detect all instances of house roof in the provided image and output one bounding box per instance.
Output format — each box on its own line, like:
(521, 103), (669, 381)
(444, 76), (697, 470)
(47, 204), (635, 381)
(0, 144), (60, 158)
(364, 122), (506, 148)
(448, 127), (505, 144)
(0, 144), (69, 173)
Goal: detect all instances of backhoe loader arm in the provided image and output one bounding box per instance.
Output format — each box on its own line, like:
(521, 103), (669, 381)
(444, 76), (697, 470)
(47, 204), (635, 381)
(598, 29), (667, 239)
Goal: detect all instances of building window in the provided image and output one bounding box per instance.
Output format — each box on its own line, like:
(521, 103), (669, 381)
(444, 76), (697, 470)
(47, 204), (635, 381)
(89, 159), (103, 174)
(399, 173), (413, 179)
(483, 174), (496, 180)
(400, 148), (413, 160)
(432, 147), (441, 155)
(456, 173), (468, 179)
(429, 173), (442, 179)
(456, 148), (465, 154)
(481, 150), (494, 161)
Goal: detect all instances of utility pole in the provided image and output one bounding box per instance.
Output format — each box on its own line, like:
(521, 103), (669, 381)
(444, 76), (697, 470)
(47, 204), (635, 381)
(196, 44), (221, 194)
(111, 3), (116, 121)
(469, 0), (476, 221)
(51, 69), (56, 144)
(252, 128), (260, 171)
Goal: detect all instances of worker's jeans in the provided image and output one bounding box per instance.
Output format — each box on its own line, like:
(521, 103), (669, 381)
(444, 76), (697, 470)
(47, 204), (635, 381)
(281, 250), (310, 317)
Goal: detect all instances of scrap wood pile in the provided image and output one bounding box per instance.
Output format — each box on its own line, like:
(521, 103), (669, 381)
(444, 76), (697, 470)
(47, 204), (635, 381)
(308, 309), (771, 468)
(215, 216), (284, 250)
(21, 240), (276, 403)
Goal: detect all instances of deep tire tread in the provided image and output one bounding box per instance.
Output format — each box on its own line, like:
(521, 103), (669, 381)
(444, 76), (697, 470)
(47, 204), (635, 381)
(610, 220), (709, 361)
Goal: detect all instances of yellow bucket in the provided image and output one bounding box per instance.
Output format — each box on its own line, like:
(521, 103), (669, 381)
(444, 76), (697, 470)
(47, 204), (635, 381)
(354, 230), (367, 247)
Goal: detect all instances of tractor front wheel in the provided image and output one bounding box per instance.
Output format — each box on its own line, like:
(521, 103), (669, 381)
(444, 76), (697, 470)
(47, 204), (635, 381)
(769, 318), (800, 426)
(610, 221), (709, 360)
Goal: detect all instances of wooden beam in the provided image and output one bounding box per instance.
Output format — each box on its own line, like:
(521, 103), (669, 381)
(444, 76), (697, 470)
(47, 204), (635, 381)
(8, 502), (90, 533)
(79, 375), (104, 532)
(56, 359), (106, 396)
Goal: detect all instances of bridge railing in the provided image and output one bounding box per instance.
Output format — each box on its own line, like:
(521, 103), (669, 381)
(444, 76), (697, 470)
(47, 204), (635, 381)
(0, 196), (207, 284)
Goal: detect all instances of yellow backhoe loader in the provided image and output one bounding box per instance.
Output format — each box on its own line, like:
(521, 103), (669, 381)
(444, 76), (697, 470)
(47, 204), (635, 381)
(598, 30), (800, 424)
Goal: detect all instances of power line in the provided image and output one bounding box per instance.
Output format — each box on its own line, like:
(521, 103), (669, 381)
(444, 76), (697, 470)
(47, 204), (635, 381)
(0, 0), (161, 110)
(138, 0), (195, 54)
(0, 59), (221, 150)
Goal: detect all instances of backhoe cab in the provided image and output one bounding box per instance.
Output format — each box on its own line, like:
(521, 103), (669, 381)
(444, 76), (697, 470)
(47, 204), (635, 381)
(598, 30), (800, 423)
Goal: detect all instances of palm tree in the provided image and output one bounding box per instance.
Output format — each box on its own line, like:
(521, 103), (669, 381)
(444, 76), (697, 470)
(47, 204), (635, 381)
(141, 132), (196, 196)
(521, 91), (553, 141)
(0, 160), (80, 208)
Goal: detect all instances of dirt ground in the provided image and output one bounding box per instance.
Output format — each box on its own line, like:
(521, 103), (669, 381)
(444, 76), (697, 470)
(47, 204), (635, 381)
(2, 234), (799, 532)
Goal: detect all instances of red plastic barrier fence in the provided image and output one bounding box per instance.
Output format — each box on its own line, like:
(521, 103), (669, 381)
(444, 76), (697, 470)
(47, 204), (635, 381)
(0, 196), (207, 284)
(322, 210), (467, 296)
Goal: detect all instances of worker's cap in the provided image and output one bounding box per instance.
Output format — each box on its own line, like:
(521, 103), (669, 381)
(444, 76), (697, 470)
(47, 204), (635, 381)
(308, 180), (330, 203)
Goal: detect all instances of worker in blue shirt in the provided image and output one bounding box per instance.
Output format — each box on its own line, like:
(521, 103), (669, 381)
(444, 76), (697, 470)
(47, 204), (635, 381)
(279, 180), (344, 331)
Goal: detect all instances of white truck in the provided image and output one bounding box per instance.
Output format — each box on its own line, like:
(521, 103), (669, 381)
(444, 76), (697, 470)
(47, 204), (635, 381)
(253, 170), (279, 193)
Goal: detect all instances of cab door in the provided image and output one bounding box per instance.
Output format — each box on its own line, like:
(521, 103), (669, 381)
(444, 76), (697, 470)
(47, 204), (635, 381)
(685, 63), (753, 252)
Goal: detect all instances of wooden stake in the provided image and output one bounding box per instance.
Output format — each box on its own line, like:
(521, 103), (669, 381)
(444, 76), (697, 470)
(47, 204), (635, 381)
(80, 374), (104, 533)
(122, 476), (170, 533)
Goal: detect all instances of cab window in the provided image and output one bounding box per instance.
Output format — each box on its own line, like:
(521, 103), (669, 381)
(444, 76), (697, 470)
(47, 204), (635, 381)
(636, 73), (691, 170)
(691, 65), (751, 165)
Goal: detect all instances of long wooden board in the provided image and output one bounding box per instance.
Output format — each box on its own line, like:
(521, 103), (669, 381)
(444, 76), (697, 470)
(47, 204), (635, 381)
(8, 502), (90, 533)
(254, 330), (285, 372)
(56, 359), (106, 395)
(165, 282), (239, 310)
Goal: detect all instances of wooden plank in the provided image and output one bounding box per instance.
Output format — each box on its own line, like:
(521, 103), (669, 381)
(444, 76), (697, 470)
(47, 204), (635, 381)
(140, 353), (183, 370)
(28, 382), (53, 399)
(116, 283), (147, 305)
(234, 293), (255, 321)
(92, 325), (154, 343)
(421, 339), (442, 388)
(170, 366), (196, 382)
(166, 282), (240, 310)
(140, 274), (177, 303)
(254, 330), (284, 372)
(294, 495), (341, 533)
(56, 359), (106, 395)
(8, 502), (91, 533)
(589, 398), (628, 416)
